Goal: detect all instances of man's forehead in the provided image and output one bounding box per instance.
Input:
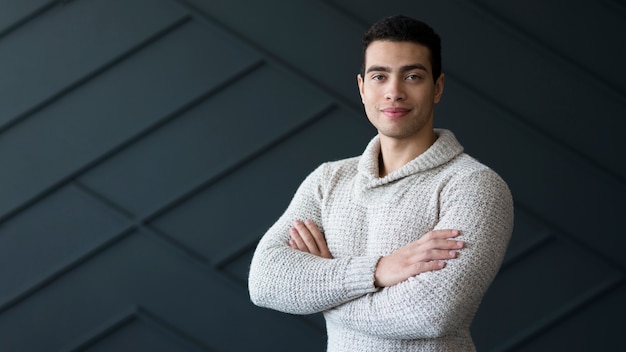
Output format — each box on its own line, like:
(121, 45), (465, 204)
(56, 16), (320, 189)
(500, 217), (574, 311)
(364, 41), (432, 67)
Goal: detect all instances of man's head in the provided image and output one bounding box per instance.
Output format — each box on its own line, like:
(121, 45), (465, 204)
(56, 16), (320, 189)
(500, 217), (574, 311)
(361, 15), (441, 81)
(357, 16), (445, 145)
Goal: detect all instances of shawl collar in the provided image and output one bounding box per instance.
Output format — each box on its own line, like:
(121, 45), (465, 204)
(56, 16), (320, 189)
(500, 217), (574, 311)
(357, 129), (464, 187)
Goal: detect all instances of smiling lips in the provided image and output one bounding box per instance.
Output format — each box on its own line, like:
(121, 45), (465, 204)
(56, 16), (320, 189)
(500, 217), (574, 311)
(381, 107), (411, 118)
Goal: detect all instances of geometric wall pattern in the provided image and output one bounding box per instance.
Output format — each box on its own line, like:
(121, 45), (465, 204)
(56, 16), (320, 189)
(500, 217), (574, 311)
(1, 0), (624, 351)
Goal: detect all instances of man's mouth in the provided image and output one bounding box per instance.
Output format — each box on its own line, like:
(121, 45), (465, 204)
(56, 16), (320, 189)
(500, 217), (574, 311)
(381, 107), (411, 118)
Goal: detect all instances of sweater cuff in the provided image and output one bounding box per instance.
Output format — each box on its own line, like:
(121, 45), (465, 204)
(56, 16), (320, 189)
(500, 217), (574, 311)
(343, 256), (380, 297)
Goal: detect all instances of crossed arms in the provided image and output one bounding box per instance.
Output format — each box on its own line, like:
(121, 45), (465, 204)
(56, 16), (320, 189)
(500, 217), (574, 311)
(248, 163), (513, 339)
(289, 219), (463, 288)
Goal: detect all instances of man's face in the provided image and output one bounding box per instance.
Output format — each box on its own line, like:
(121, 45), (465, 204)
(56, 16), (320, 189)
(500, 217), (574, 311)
(358, 40), (445, 142)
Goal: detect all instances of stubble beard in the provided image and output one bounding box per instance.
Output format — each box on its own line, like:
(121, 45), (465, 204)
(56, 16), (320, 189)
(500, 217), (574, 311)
(372, 110), (433, 141)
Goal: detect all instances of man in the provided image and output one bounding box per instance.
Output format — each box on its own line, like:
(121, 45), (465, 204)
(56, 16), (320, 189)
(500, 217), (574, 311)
(248, 15), (513, 351)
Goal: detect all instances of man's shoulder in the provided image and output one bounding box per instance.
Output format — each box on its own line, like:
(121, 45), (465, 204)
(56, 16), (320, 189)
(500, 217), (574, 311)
(310, 155), (361, 183)
(447, 153), (491, 174)
(443, 152), (511, 194)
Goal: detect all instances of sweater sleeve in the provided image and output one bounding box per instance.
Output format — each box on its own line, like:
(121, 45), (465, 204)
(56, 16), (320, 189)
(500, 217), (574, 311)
(323, 168), (514, 339)
(248, 163), (380, 315)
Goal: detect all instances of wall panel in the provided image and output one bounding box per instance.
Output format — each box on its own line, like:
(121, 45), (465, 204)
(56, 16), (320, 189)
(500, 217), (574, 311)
(0, 0), (623, 351)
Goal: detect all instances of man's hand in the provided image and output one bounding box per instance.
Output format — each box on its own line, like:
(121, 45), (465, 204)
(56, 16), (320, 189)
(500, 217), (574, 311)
(288, 222), (461, 286)
(288, 220), (333, 259)
(374, 229), (463, 287)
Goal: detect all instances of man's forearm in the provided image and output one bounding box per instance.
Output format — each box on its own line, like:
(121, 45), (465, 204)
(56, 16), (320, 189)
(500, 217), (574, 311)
(323, 229), (506, 340)
(249, 232), (379, 314)
(248, 164), (381, 314)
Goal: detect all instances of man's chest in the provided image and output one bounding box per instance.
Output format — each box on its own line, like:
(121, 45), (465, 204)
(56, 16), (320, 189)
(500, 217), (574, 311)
(321, 182), (441, 257)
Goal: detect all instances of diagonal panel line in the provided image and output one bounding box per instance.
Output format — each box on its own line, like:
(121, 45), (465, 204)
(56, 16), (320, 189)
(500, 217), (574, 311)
(2, 179), (248, 309)
(63, 306), (216, 352)
(142, 102), (338, 223)
(448, 70), (626, 188)
(0, 16), (268, 311)
(76, 179), (213, 266)
(318, 0), (370, 30)
(213, 228), (265, 271)
(0, 228), (134, 314)
(72, 103), (338, 275)
(6, 89), (296, 311)
(459, 0), (626, 104)
(0, 0), (60, 41)
(499, 233), (554, 272)
(214, 240), (258, 284)
(174, 0), (365, 114)
(61, 305), (138, 352)
(143, 224), (213, 265)
(73, 180), (135, 219)
(490, 276), (625, 352)
(0, 59), (264, 225)
(137, 307), (216, 352)
(0, 14), (191, 134)
(136, 223), (254, 297)
(139, 103), (339, 269)
(512, 199), (626, 274)
(58, 57), (267, 220)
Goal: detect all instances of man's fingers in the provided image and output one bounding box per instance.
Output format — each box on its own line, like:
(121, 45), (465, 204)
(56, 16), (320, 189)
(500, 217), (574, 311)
(434, 238), (464, 251)
(289, 220), (333, 259)
(408, 230), (463, 260)
(375, 229), (464, 287)
(289, 227), (308, 252)
(425, 248), (459, 261)
(412, 260), (446, 274)
(304, 220), (332, 259)
(293, 220), (322, 256)
(423, 241), (463, 261)
(425, 229), (460, 240)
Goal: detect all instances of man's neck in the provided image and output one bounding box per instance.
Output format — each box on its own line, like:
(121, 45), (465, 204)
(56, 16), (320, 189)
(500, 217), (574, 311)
(378, 130), (437, 177)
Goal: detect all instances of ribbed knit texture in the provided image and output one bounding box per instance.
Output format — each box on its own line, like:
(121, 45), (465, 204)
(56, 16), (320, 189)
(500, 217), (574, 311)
(249, 129), (514, 351)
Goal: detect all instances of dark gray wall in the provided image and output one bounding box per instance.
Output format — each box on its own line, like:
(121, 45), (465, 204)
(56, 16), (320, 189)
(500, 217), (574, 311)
(1, 0), (625, 351)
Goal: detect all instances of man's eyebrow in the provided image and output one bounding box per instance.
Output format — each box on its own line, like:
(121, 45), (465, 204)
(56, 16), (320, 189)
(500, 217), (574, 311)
(400, 64), (428, 72)
(365, 65), (391, 74)
(365, 64), (428, 74)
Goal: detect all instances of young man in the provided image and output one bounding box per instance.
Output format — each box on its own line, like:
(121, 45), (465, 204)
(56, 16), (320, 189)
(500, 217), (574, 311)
(248, 15), (513, 351)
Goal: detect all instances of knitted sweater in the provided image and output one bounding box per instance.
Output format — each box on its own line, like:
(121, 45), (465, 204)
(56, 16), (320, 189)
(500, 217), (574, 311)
(248, 129), (514, 351)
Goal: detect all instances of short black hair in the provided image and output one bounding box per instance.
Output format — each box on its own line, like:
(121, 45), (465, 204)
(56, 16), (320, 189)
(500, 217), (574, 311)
(361, 15), (442, 81)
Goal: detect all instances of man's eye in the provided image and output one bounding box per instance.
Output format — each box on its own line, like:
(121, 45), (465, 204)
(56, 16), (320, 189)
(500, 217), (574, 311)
(406, 74), (421, 81)
(372, 75), (385, 81)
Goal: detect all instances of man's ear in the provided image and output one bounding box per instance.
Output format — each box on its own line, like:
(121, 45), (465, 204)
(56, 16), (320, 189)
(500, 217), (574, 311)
(434, 73), (445, 103)
(357, 73), (365, 103)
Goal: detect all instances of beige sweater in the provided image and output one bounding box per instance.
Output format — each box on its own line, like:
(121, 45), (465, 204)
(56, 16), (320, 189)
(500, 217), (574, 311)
(249, 129), (514, 351)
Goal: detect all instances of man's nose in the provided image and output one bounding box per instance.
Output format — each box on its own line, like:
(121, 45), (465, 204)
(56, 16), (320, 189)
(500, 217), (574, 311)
(384, 79), (406, 101)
